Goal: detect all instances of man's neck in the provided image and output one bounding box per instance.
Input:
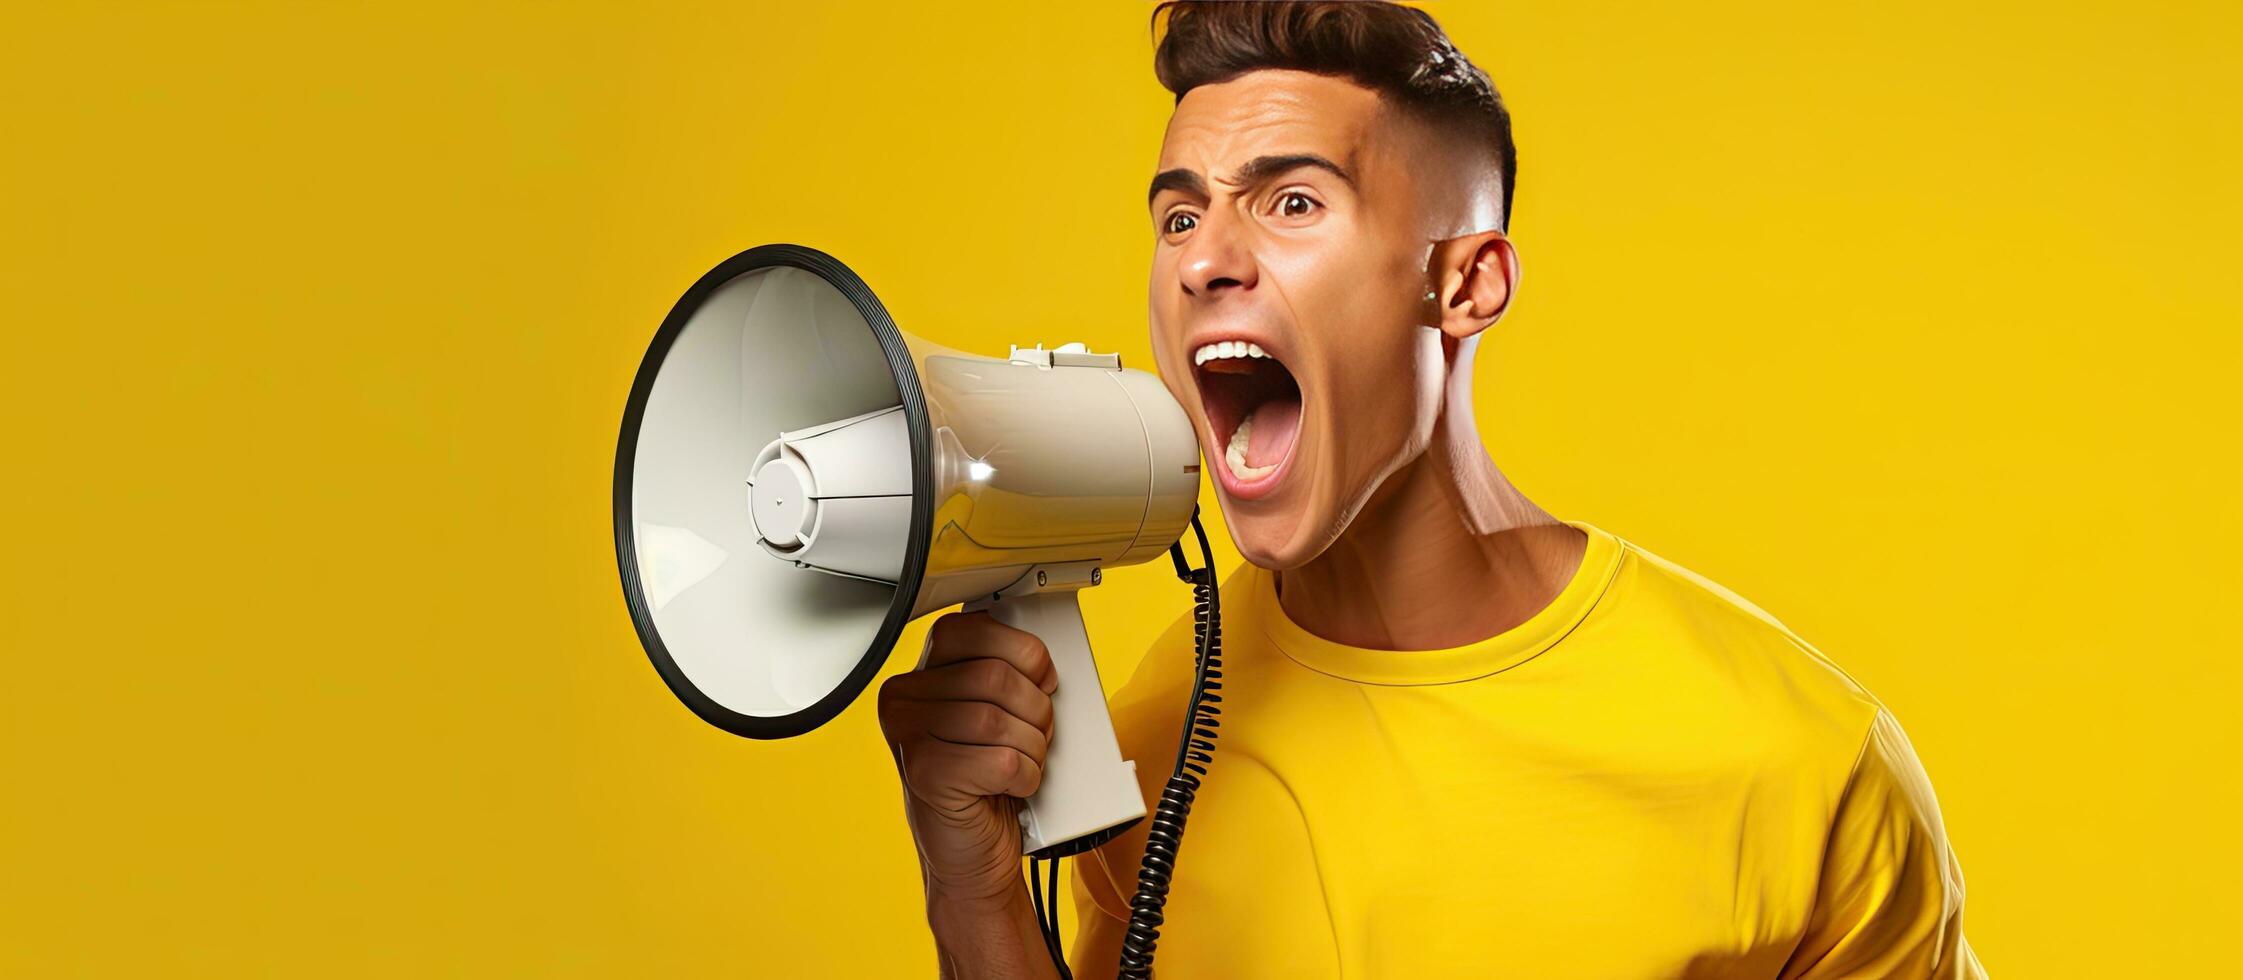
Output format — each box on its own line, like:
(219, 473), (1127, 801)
(1274, 359), (1586, 651)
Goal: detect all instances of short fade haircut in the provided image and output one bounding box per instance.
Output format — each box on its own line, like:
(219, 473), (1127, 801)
(1151, 1), (1517, 231)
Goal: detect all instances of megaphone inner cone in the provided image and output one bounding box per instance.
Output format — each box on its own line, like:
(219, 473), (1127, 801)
(748, 451), (816, 550)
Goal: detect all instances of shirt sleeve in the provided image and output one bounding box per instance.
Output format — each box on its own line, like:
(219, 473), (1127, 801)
(1782, 708), (1988, 979)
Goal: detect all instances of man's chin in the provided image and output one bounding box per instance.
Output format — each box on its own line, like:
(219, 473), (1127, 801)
(1217, 497), (1326, 571)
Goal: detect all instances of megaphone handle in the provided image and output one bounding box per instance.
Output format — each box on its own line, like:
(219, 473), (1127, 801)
(962, 591), (1148, 857)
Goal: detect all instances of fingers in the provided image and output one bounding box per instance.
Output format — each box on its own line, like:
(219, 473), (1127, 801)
(897, 737), (1045, 810)
(923, 611), (1058, 694)
(881, 658), (1056, 738)
(883, 696), (1049, 763)
(874, 611), (1064, 812)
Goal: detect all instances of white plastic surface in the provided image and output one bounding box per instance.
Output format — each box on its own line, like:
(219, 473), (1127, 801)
(906, 341), (1201, 618)
(753, 405), (913, 582)
(747, 450), (815, 549)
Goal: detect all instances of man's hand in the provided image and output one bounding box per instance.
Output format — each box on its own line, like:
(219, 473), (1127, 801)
(879, 610), (1064, 978)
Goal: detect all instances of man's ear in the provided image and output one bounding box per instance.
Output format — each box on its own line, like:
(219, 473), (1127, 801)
(1428, 231), (1520, 340)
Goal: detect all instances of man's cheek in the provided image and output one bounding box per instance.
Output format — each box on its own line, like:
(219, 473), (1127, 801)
(1331, 351), (1415, 451)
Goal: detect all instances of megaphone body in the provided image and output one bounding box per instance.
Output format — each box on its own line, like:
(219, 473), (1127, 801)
(615, 244), (1198, 855)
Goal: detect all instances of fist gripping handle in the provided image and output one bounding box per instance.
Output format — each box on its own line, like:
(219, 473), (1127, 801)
(959, 590), (1147, 857)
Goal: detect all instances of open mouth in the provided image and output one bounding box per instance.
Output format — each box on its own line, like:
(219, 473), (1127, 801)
(1191, 340), (1304, 498)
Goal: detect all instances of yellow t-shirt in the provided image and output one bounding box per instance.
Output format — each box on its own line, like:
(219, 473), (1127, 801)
(1070, 520), (1984, 978)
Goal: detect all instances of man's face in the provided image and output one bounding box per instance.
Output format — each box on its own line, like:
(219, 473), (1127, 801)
(1147, 69), (1451, 568)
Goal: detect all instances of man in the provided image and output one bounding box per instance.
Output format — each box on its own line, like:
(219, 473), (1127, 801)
(876, 3), (1985, 977)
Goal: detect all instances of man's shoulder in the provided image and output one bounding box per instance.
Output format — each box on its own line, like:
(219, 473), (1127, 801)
(1617, 534), (1877, 688)
(1599, 530), (1889, 764)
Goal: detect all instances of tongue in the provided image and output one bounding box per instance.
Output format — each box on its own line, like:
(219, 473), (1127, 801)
(1245, 397), (1301, 468)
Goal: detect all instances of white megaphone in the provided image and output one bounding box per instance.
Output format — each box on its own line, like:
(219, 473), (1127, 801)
(613, 244), (1200, 857)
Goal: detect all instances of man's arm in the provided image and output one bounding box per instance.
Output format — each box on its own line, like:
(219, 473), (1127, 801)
(1781, 709), (1987, 979)
(927, 884), (1063, 980)
(878, 611), (1068, 980)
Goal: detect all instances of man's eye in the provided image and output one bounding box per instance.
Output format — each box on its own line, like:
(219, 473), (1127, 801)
(1165, 212), (1199, 235)
(1276, 192), (1320, 218)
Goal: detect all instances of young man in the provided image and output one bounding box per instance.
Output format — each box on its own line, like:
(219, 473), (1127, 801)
(877, 3), (1985, 977)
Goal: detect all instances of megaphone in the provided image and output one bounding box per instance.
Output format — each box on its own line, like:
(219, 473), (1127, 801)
(612, 244), (1200, 857)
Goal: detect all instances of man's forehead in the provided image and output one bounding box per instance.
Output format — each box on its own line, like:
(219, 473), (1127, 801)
(1155, 70), (1391, 176)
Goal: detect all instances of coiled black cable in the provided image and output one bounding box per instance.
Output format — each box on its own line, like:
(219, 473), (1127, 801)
(1023, 509), (1223, 980)
(1117, 510), (1224, 979)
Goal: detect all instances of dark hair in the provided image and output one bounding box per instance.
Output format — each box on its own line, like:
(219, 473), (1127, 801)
(1151, 1), (1517, 231)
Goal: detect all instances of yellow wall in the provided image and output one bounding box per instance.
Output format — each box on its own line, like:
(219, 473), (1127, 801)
(4, 1), (2236, 975)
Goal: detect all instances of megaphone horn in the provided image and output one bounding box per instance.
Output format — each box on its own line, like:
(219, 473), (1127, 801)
(614, 244), (1199, 856)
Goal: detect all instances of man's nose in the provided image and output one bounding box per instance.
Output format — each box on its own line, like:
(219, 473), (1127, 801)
(1177, 210), (1257, 298)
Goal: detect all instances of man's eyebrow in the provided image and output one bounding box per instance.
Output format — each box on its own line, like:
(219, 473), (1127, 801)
(1228, 153), (1355, 191)
(1146, 153), (1355, 209)
(1147, 168), (1206, 209)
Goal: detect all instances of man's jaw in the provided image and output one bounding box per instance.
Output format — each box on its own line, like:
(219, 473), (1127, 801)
(1190, 338), (1304, 502)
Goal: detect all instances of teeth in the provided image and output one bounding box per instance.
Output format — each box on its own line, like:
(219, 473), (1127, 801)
(1193, 341), (1272, 366)
(1222, 410), (1277, 482)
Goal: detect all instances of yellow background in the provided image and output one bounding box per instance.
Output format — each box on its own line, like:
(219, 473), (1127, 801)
(4, 1), (2236, 975)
